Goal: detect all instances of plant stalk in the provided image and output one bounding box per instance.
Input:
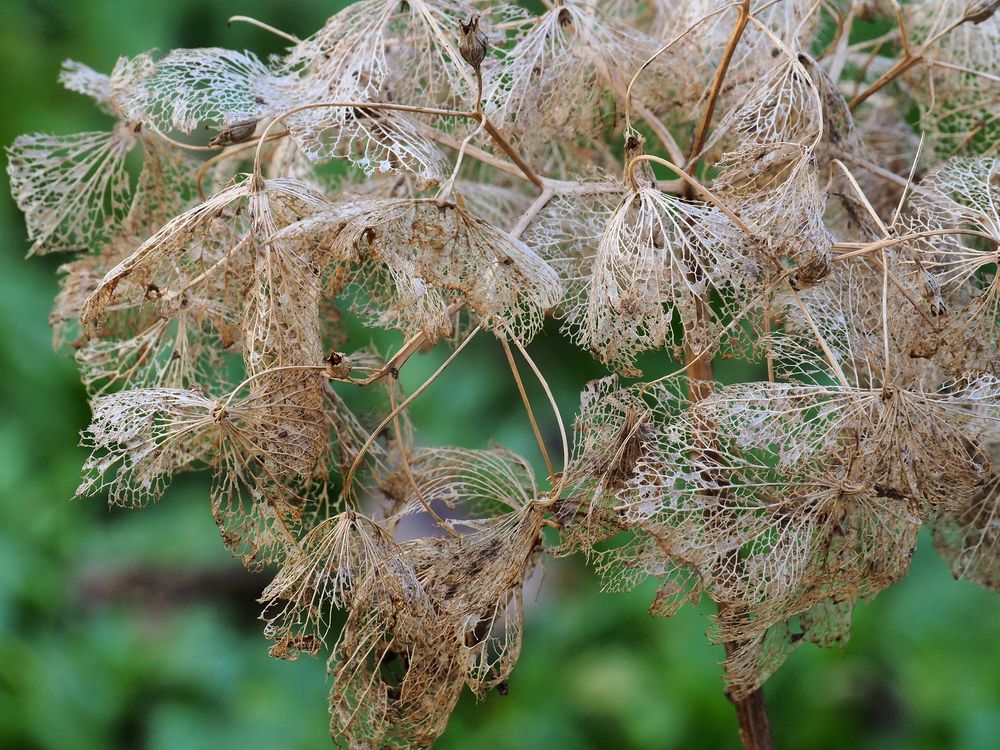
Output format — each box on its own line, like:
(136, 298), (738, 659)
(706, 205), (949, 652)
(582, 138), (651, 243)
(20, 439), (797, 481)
(684, 334), (775, 750)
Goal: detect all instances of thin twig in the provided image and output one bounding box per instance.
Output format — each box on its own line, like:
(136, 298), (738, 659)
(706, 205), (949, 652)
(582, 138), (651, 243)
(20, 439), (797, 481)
(480, 118), (544, 190)
(387, 381), (459, 537)
(342, 326), (482, 502)
(500, 337), (555, 482)
(509, 337), (569, 497)
(688, 0), (750, 166)
(626, 154), (754, 236)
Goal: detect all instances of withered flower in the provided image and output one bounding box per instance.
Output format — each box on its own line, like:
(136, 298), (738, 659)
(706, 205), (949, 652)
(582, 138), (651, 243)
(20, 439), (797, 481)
(458, 16), (488, 72)
(10, 0), (1000, 747)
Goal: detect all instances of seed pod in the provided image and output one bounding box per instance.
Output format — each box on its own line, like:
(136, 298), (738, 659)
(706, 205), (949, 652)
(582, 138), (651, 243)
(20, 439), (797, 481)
(325, 351), (352, 380)
(965, 0), (1000, 23)
(209, 118), (259, 147)
(459, 16), (488, 72)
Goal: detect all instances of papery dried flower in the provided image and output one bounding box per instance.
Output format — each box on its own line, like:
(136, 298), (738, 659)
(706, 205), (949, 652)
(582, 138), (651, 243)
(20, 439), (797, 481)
(11, 1), (1000, 747)
(275, 196), (561, 342)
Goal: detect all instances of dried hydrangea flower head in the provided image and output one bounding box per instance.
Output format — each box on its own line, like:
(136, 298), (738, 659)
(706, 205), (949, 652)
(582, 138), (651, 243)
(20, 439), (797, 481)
(9, 1), (1000, 748)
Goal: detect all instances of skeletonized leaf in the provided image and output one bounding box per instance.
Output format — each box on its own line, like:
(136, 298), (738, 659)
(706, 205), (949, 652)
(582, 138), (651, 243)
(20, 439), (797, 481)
(8, 127), (136, 255)
(276, 197), (561, 342)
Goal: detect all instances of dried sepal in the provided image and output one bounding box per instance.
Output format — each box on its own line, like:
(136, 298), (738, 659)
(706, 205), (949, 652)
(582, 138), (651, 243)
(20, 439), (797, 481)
(276, 196), (561, 342)
(261, 510), (424, 658)
(80, 176), (332, 391)
(284, 104), (446, 183)
(7, 55), (197, 256)
(58, 59), (114, 112)
(406, 500), (545, 696)
(78, 371), (329, 569)
(490, 1), (655, 156)
(117, 48), (297, 135)
(209, 371), (330, 568)
(262, 513), (459, 748)
(931, 454), (1000, 592)
(902, 157), (1000, 369)
(380, 445), (537, 522)
(596, 372), (1000, 694)
(557, 375), (654, 550)
(283, 0), (503, 110)
(903, 1), (1000, 156)
(569, 183), (757, 369)
(77, 387), (220, 507)
(7, 127), (137, 255)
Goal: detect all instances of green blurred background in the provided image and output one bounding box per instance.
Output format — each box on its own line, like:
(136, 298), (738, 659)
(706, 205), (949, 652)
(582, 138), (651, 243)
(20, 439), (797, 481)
(1, 1), (998, 748)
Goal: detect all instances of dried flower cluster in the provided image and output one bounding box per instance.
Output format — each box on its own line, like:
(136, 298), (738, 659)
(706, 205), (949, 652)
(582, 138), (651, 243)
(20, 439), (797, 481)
(9, 1), (1000, 747)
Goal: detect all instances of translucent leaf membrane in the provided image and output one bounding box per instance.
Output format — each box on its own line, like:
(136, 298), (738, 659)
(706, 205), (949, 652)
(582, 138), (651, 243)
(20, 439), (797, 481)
(904, 1), (1000, 157)
(378, 446), (536, 522)
(7, 127), (136, 255)
(488, 1), (655, 157)
(78, 376), (330, 569)
(405, 501), (545, 696)
(261, 511), (425, 658)
(276, 197), (561, 343)
(118, 48), (300, 135)
(58, 59), (114, 113)
(283, 105), (446, 183)
(901, 158), (1000, 371)
(284, 0), (509, 109)
(931, 446), (1000, 592)
(567, 184), (758, 370)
